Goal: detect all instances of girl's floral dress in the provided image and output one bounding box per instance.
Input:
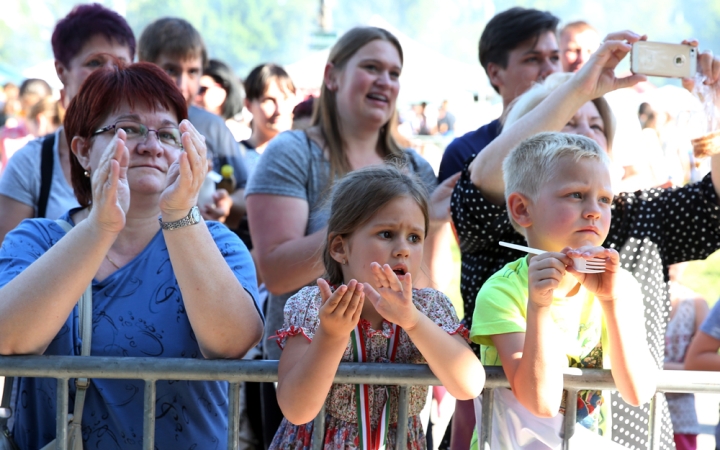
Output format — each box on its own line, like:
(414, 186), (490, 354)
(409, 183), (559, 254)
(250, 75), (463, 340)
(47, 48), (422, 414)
(269, 286), (469, 450)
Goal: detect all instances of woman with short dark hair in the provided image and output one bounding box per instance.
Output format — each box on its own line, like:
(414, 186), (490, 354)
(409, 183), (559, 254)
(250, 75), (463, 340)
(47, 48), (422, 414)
(0, 3), (136, 242)
(0, 62), (263, 449)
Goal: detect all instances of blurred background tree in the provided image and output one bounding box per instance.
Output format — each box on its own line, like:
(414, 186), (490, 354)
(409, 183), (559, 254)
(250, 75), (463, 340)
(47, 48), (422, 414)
(1, 0), (719, 82)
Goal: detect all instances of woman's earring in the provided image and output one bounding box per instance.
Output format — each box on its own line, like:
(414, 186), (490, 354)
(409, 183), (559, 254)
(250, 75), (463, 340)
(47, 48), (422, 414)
(342, 259), (347, 265)
(83, 170), (91, 178)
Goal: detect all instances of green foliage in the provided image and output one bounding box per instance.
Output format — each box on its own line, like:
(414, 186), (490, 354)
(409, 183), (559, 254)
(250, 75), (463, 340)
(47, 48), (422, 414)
(683, 250), (720, 306)
(0, 0), (719, 85)
(125, 0), (316, 75)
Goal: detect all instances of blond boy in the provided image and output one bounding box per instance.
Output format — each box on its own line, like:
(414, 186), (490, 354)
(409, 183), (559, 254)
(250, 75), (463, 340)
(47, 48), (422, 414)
(470, 132), (657, 447)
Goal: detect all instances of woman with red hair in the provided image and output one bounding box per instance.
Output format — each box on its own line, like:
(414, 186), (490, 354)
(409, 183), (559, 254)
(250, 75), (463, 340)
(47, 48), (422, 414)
(0, 62), (263, 449)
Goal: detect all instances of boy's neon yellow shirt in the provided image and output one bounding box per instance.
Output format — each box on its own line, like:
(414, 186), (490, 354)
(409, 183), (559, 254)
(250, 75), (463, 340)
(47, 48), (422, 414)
(471, 256), (608, 370)
(469, 256), (632, 447)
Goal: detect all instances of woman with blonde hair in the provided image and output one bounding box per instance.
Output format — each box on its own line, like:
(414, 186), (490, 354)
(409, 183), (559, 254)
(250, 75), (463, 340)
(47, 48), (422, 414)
(245, 26), (456, 441)
(453, 32), (720, 449)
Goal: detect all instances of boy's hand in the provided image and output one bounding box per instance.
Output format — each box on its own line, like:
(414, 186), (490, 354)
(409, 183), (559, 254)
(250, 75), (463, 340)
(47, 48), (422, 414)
(363, 262), (420, 331)
(317, 279), (364, 339)
(528, 252), (571, 307)
(565, 246), (620, 301)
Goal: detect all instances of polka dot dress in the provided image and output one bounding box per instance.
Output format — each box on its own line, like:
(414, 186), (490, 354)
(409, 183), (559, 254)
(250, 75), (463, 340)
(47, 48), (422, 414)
(450, 160), (720, 450)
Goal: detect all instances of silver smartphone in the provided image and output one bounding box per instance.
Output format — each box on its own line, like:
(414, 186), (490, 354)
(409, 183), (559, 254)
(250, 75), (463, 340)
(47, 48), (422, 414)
(631, 41), (697, 78)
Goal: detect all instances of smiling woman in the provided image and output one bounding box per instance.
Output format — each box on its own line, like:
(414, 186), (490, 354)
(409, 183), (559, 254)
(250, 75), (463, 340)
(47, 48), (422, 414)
(244, 26), (459, 442)
(0, 62), (264, 449)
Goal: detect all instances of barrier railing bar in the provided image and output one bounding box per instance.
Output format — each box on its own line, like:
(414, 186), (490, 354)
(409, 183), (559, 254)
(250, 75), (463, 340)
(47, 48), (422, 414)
(312, 405), (325, 450)
(396, 386), (409, 449)
(143, 379), (155, 450)
(56, 377), (68, 450)
(3, 357), (719, 394)
(648, 391), (661, 450)
(480, 390), (492, 449)
(5, 358), (720, 449)
(228, 382), (241, 450)
(561, 388), (578, 449)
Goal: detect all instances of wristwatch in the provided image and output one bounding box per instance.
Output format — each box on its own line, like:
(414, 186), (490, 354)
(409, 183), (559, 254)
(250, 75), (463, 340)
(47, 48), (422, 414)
(159, 206), (201, 230)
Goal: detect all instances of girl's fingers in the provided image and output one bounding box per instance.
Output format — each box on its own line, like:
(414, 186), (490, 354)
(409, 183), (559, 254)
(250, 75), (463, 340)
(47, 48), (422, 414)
(317, 278), (332, 303)
(381, 264), (403, 292)
(370, 262), (389, 287)
(335, 280), (357, 314)
(324, 284), (348, 312)
(401, 272), (412, 293)
(350, 296), (364, 323)
(346, 284), (364, 318)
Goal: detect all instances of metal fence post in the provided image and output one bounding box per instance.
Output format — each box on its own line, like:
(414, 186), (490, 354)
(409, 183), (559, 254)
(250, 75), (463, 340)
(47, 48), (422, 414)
(648, 392), (661, 450)
(3, 357), (720, 450)
(143, 380), (156, 450)
(56, 378), (69, 450)
(561, 389), (578, 450)
(312, 405), (325, 450)
(227, 382), (241, 450)
(396, 386), (409, 450)
(480, 389), (493, 449)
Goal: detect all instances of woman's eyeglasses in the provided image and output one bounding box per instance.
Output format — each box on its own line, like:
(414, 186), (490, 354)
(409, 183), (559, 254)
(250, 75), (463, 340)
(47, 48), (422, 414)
(93, 120), (183, 150)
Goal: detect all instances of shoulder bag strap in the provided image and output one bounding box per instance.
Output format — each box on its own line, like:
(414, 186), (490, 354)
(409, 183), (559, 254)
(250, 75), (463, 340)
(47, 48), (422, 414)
(53, 219), (92, 437)
(37, 134), (56, 219)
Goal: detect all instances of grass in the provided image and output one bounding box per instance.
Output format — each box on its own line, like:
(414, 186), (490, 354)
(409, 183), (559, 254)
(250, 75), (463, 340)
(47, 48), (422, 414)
(681, 250), (720, 306)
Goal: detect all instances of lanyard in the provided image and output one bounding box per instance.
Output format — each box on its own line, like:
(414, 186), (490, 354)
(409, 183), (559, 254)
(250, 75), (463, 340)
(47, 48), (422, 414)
(351, 322), (401, 450)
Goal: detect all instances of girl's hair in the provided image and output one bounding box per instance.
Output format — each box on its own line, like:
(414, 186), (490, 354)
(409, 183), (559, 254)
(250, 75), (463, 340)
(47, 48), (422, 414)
(323, 164), (429, 286)
(312, 27), (405, 179)
(204, 59), (244, 120)
(244, 63), (296, 102)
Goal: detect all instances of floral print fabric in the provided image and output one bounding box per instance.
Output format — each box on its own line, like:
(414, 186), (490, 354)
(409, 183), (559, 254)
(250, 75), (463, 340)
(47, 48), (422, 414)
(270, 286), (468, 450)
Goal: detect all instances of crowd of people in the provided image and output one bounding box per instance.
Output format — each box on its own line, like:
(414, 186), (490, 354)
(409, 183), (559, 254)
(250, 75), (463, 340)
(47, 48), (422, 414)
(0, 3), (719, 450)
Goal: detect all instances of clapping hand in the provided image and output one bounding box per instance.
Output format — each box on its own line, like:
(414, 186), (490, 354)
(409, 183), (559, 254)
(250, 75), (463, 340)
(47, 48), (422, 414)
(88, 129), (130, 234)
(317, 279), (364, 339)
(160, 120), (208, 221)
(363, 263), (420, 331)
(565, 246), (621, 302)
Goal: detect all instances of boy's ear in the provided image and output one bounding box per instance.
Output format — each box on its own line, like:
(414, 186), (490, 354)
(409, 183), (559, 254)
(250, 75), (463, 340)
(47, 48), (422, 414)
(71, 136), (92, 170)
(328, 234), (348, 265)
(507, 192), (533, 228)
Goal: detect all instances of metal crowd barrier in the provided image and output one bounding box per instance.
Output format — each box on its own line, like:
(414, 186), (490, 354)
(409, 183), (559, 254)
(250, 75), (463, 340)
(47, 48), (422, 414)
(1, 356), (719, 450)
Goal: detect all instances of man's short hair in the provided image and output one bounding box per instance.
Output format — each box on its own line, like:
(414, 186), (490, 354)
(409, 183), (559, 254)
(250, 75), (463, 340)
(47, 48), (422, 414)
(559, 21), (598, 40)
(138, 17), (207, 67)
(51, 3), (136, 67)
(479, 7), (559, 74)
(503, 132), (610, 234)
